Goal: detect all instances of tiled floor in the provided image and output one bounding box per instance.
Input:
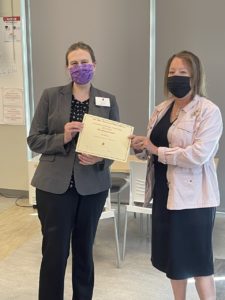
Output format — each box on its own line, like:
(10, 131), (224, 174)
(0, 196), (224, 299)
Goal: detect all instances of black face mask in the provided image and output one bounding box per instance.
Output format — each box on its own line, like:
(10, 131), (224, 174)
(167, 76), (191, 98)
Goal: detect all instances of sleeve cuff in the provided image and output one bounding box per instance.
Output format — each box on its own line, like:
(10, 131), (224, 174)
(158, 147), (167, 164)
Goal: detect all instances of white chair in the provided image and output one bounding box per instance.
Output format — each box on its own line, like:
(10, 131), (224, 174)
(110, 176), (129, 236)
(122, 160), (152, 260)
(99, 192), (121, 268)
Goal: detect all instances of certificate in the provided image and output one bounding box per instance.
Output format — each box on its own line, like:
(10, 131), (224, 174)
(76, 114), (134, 162)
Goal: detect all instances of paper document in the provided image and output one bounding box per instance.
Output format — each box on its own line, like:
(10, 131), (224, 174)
(76, 114), (134, 162)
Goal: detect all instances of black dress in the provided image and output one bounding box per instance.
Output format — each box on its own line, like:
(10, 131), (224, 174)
(150, 104), (216, 280)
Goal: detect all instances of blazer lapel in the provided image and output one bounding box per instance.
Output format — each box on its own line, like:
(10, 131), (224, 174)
(59, 82), (73, 125)
(88, 85), (99, 115)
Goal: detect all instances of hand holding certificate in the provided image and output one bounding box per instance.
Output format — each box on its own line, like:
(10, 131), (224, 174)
(75, 114), (134, 162)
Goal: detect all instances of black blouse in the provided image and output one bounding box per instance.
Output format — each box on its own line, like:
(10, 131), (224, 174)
(69, 96), (89, 189)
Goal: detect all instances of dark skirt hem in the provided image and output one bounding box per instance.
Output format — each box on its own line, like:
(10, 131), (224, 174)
(151, 259), (214, 280)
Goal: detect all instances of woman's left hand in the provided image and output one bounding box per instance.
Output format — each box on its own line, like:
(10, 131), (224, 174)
(78, 153), (103, 165)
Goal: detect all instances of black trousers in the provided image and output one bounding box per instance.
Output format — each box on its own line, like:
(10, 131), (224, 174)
(36, 187), (107, 300)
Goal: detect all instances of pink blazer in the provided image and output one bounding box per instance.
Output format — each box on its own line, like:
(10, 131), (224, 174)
(137, 95), (223, 210)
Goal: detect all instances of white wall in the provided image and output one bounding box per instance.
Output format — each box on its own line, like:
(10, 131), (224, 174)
(0, 0), (28, 192)
(28, 0), (150, 136)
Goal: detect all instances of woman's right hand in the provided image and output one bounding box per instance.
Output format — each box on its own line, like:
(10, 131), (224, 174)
(64, 121), (83, 144)
(130, 134), (158, 155)
(129, 135), (148, 151)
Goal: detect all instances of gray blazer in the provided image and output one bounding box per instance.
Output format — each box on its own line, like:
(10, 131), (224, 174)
(27, 83), (120, 195)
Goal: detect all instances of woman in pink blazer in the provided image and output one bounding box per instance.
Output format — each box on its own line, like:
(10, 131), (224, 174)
(131, 50), (223, 300)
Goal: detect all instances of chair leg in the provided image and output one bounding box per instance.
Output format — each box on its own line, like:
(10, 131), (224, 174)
(117, 194), (121, 237)
(122, 208), (128, 260)
(146, 214), (151, 240)
(113, 215), (121, 268)
(140, 213), (144, 235)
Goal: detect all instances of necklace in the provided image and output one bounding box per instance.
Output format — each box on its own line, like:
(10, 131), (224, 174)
(170, 105), (181, 123)
(175, 108), (181, 118)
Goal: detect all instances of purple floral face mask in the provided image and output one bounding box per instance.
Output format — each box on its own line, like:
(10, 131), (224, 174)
(69, 64), (94, 85)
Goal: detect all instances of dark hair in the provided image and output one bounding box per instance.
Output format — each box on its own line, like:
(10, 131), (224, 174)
(65, 41), (96, 66)
(164, 50), (207, 98)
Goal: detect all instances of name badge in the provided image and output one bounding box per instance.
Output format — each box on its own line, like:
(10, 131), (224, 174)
(95, 97), (110, 107)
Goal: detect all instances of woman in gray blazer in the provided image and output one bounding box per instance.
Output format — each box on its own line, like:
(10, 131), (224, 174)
(27, 41), (119, 300)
